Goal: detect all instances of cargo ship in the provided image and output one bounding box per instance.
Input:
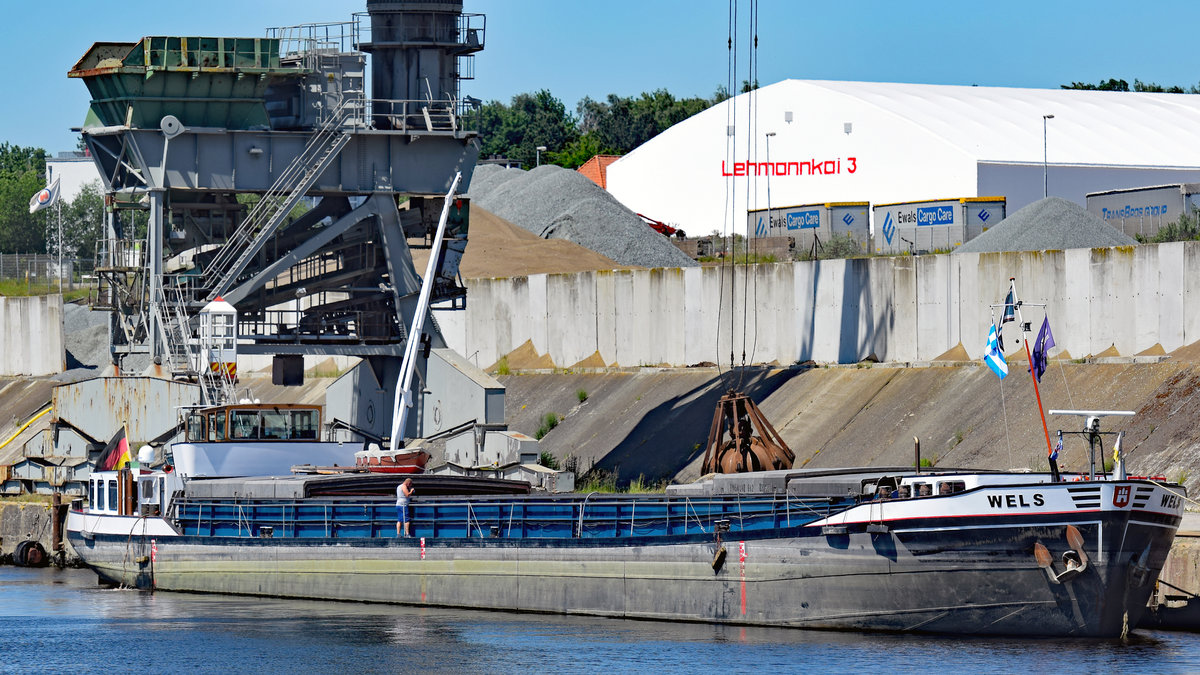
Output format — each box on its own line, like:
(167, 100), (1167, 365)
(66, 408), (1186, 637)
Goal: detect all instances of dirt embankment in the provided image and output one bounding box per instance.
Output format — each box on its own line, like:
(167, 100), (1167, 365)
(503, 357), (1200, 492)
(411, 206), (638, 279)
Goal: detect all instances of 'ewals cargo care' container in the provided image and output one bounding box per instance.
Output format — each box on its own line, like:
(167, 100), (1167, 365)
(1086, 183), (1200, 240)
(873, 197), (1005, 254)
(746, 202), (870, 255)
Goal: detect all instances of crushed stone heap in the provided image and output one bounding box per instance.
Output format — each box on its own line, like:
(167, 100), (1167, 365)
(468, 164), (698, 269)
(954, 196), (1136, 254)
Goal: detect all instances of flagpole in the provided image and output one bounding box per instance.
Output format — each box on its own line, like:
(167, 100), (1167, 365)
(1010, 278), (1057, 470)
(56, 199), (62, 295)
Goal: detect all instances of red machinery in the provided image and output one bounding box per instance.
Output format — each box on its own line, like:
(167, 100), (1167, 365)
(637, 213), (686, 240)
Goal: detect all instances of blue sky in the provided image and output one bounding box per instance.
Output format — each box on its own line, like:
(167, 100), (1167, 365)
(14, 1), (1200, 154)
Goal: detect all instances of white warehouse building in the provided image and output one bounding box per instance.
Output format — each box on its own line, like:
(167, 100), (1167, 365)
(605, 80), (1200, 237)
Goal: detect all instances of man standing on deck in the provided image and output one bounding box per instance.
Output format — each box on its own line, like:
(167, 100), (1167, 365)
(396, 478), (414, 537)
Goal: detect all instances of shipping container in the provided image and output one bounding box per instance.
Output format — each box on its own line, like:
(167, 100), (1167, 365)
(1086, 183), (1200, 240)
(873, 197), (1005, 254)
(746, 202), (870, 256)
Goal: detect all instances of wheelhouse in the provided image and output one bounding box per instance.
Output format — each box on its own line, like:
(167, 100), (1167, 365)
(184, 404), (323, 443)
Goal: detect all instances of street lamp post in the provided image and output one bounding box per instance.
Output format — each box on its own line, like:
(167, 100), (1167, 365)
(765, 132), (776, 234)
(1043, 114), (1054, 199)
(536, 146), (547, 167)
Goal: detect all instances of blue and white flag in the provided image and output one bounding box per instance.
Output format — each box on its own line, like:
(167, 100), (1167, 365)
(984, 323), (1008, 379)
(1051, 434), (1062, 461)
(1001, 290), (1016, 325)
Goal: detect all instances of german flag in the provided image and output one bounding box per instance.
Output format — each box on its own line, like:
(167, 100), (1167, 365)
(98, 426), (131, 471)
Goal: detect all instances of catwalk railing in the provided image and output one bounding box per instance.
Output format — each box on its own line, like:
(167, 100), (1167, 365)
(172, 493), (854, 540)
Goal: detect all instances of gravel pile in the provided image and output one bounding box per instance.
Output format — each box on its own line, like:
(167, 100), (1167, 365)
(468, 165), (697, 268)
(955, 197), (1136, 254)
(56, 303), (150, 382)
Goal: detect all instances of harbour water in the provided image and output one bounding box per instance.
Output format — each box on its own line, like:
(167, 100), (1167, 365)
(4, 566), (1200, 674)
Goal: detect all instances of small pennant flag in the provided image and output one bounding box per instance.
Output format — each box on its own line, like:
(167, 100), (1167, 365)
(1001, 290), (1016, 325)
(1052, 432), (1062, 461)
(29, 177), (60, 214)
(1030, 316), (1056, 382)
(984, 323), (1008, 379)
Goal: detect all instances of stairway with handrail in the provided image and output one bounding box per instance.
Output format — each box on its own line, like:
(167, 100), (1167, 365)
(202, 101), (354, 301)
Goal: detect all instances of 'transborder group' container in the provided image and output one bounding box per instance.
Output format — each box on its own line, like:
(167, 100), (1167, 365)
(1086, 183), (1200, 240)
(873, 197), (1005, 254)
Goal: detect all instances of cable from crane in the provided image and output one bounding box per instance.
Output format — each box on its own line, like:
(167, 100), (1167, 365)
(717, 0), (738, 385)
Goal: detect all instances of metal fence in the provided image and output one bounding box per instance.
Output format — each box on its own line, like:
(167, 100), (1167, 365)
(0, 254), (95, 292)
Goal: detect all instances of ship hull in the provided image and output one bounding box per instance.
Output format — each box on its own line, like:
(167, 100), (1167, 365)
(67, 507), (1178, 636)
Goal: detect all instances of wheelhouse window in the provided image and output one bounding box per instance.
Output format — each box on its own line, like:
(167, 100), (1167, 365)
(291, 410), (318, 439)
(196, 406), (322, 441)
(140, 476), (155, 501)
(937, 481), (966, 495)
(209, 411), (226, 441)
(107, 479), (118, 511)
(260, 409), (288, 440)
(186, 413), (207, 442)
(88, 479), (95, 508)
(230, 410), (259, 439)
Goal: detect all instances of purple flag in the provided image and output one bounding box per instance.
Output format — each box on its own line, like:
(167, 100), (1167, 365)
(1031, 316), (1055, 382)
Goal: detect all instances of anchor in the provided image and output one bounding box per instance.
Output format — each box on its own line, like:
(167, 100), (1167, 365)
(1033, 524), (1090, 584)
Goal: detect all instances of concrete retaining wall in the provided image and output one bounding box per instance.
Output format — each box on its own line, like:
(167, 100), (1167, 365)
(0, 502), (54, 556)
(439, 242), (1200, 367)
(0, 296), (64, 376)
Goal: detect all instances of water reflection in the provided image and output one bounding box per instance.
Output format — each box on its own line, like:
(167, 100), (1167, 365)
(3, 567), (1199, 674)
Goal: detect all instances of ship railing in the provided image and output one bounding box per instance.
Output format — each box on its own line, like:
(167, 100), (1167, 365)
(345, 96), (474, 135)
(350, 12), (485, 52)
(267, 21), (361, 61)
(171, 494), (849, 540)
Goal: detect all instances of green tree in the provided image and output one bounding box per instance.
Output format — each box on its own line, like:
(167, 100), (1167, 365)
(1061, 78), (1130, 91)
(469, 87), (723, 170)
(1061, 78), (1200, 94)
(0, 169), (47, 253)
(553, 130), (617, 169)
(62, 180), (105, 259)
(578, 89), (715, 156)
(469, 89), (577, 168)
(0, 142), (49, 254)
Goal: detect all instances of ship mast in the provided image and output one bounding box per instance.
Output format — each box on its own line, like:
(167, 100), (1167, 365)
(1007, 277), (1058, 479)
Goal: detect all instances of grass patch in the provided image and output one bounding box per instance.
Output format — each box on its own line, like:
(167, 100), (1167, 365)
(0, 280), (90, 301)
(576, 469), (666, 494)
(576, 469), (620, 493)
(576, 388), (589, 403)
(918, 457), (935, 468)
(495, 356), (511, 376)
(0, 494), (53, 505)
(535, 412), (560, 440)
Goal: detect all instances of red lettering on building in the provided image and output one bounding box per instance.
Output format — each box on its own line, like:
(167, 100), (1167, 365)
(724, 157), (857, 177)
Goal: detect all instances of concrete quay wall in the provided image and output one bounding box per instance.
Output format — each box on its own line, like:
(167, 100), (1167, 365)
(0, 295), (65, 376)
(440, 242), (1200, 368)
(0, 501), (54, 557)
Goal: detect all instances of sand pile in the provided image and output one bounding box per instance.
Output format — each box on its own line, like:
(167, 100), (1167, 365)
(468, 164), (697, 269)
